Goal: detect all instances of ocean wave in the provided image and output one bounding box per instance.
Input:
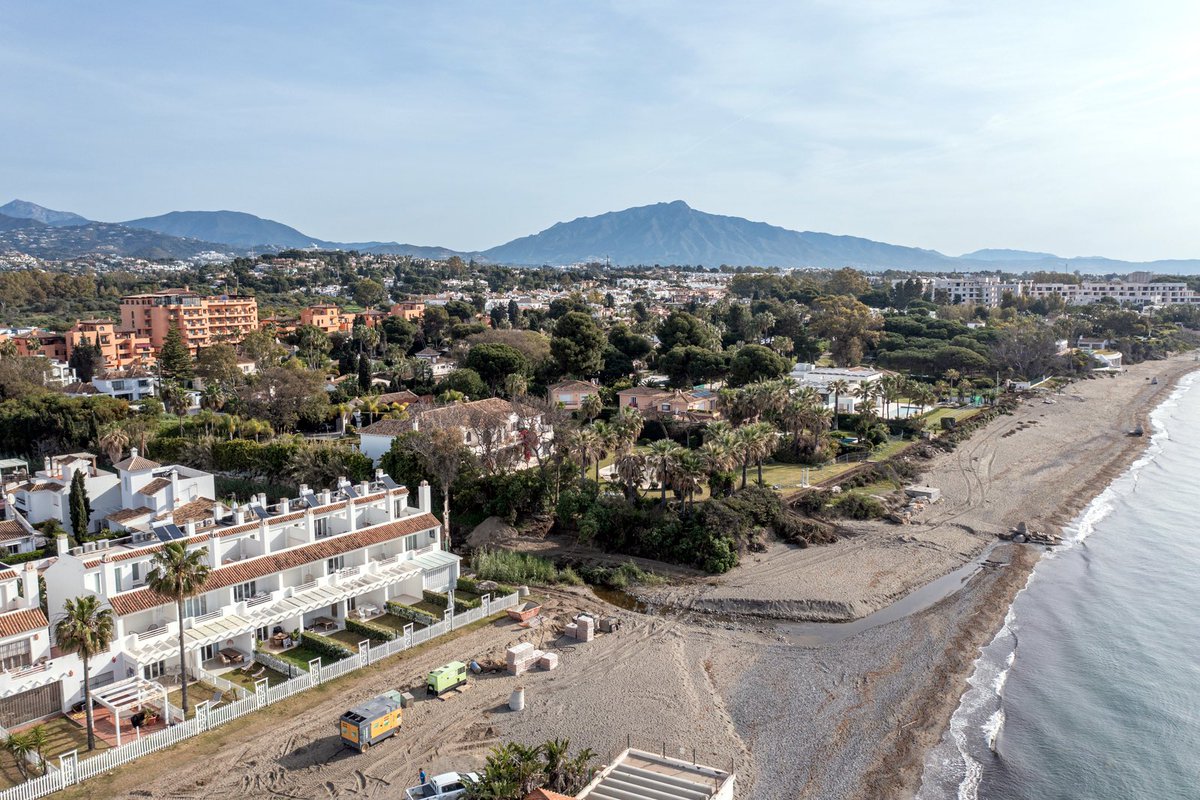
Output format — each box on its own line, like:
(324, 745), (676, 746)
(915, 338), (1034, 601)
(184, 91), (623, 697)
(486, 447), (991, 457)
(916, 369), (1200, 800)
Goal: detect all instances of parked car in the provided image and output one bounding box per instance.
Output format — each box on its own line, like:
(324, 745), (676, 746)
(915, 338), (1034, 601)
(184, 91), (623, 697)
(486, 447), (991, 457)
(405, 771), (479, 800)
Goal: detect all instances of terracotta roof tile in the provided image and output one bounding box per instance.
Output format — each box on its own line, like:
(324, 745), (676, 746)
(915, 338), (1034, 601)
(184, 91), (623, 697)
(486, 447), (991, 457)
(137, 478), (171, 495)
(113, 454), (161, 472)
(107, 506), (154, 524)
(108, 513), (441, 616)
(0, 608), (47, 639)
(0, 520), (32, 543)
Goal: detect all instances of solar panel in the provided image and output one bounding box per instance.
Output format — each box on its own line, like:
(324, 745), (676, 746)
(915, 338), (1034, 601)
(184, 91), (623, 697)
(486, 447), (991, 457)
(249, 505), (270, 520)
(344, 485), (359, 499)
(300, 491), (318, 508)
(152, 523), (187, 542)
(379, 475), (400, 490)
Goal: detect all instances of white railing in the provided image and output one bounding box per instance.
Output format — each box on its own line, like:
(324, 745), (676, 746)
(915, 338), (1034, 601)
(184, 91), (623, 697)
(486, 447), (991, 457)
(291, 579), (318, 594)
(191, 608), (223, 625)
(0, 592), (523, 800)
(135, 625), (169, 642)
(190, 666), (252, 701)
(245, 593), (273, 608)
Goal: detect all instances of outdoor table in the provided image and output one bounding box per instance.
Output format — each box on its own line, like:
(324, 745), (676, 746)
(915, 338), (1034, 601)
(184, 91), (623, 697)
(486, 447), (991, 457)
(313, 617), (337, 631)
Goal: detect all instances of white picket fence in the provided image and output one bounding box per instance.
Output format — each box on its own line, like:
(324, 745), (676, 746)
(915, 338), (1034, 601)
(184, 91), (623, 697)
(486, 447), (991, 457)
(0, 592), (521, 800)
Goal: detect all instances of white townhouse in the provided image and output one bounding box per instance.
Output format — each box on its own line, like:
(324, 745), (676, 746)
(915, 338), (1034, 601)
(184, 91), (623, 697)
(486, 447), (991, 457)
(0, 564), (62, 727)
(3, 450), (214, 536)
(788, 363), (884, 414)
(42, 472), (456, 690)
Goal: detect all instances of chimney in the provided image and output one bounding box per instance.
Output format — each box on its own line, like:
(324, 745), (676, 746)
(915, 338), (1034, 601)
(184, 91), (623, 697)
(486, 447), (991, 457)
(418, 481), (432, 514)
(359, 480), (370, 497)
(279, 497), (290, 515)
(207, 530), (221, 569)
(299, 483), (309, 497)
(170, 470), (180, 507)
(374, 468), (384, 483)
(21, 563), (37, 609)
(320, 489), (332, 506)
(304, 506), (316, 542)
(130, 447), (139, 460)
(232, 503), (244, 525)
(55, 534), (69, 557)
(256, 492), (267, 508)
(42, 457), (51, 476)
(185, 520), (197, 538)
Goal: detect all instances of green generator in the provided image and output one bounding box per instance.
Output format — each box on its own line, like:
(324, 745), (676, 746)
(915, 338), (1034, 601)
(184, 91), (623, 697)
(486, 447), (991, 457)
(426, 661), (468, 696)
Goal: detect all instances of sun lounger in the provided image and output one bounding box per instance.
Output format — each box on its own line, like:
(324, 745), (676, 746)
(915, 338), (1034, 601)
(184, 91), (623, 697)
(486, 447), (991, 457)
(249, 665), (266, 679)
(210, 689), (223, 709)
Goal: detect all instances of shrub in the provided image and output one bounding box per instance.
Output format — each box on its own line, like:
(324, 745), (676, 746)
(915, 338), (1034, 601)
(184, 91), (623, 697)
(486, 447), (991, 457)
(422, 590), (449, 609)
(299, 631), (353, 660)
(578, 562), (664, 590)
(833, 493), (885, 520)
(456, 575), (516, 598)
(792, 489), (832, 516)
(469, 549), (580, 586)
(384, 601), (439, 627)
(346, 617), (396, 642)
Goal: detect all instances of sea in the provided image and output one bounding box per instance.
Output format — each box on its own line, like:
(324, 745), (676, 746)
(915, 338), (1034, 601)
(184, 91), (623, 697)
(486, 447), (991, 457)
(915, 369), (1200, 800)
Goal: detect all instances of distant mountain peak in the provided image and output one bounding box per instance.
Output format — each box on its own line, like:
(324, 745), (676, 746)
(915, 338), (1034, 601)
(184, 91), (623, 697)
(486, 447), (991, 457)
(0, 199), (89, 227)
(482, 200), (953, 268)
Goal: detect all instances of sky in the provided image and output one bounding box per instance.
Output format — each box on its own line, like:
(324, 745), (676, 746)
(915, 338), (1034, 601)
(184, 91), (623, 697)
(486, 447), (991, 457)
(1, 1), (1198, 260)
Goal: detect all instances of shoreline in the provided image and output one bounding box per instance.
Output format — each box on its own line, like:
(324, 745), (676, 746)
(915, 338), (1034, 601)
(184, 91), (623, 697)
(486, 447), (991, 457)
(884, 355), (1200, 800)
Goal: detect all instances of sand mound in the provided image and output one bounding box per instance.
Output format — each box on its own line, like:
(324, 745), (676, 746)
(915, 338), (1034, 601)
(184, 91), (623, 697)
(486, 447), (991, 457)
(466, 515), (520, 549)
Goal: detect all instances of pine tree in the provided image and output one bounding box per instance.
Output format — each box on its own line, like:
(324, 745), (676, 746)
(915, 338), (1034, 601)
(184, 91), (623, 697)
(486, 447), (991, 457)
(68, 337), (105, 383)
(357, 354), (372, 393)
(69, 470), (90, 546)
(158, 325), (193, 381)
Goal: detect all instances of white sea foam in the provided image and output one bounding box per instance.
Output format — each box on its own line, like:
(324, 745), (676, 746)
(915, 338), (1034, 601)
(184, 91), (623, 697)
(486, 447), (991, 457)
(916, 369), (1200, 800)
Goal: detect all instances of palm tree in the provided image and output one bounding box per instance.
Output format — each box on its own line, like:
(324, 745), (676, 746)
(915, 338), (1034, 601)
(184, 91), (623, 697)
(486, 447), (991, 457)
(147, 542), (211, 720)
(54, 596), (114, 751)
(745, 422), (779, 485)
(580, 392), (603, 424)
(360, 396), (383, 425)
(589, 421), (617, 482)
(4, 731), (32, 779)
(672, 451), (707, 511)
(647, 439), (682, 508)
(96, 423), (129, 465)
(24, 725), (47, 775)
(613, 407), (644, 453)
(574, 427), (601, 482)
(613, 451), (647, 501)
(827, 379), (850, 431)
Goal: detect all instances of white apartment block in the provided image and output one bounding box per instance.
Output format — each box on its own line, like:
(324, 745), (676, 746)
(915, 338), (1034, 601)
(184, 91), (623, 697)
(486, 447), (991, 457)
(0, 459), (458, 729)
(930, 274), (1199, 308)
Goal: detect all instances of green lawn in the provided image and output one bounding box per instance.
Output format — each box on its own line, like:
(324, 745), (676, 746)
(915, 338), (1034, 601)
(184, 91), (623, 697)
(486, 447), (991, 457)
(277, 644), (344, 671)
(327, 629), (368, 649)
(869, 437), (912, 460)
(373, 612), (426, 633)
(225, 663), (290, 690)
(167, 682), (238, 717)
(923, 406), (984, 427)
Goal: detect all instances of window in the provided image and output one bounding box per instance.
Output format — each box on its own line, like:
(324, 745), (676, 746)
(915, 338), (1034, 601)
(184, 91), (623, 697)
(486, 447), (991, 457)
(256, 626), (269, 642)
(327, 555), (344, 574)
(202, 644), (217, 661)
(233, 581), (257, 602)
(314, 517), (329, 538)
(0, 639), (31, 671)
(403, 533), (420, 552)
(184, 595), (208, 618)
(144, 659), (166, 679)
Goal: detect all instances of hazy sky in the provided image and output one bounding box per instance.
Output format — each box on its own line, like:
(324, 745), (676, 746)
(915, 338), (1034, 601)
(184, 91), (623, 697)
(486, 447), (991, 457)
(2, 1), (1197, 260)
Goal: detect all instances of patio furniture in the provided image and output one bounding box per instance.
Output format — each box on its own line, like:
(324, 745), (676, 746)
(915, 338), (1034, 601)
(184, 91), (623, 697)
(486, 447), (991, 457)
(312, 616), (337, 632)
(249, 664), (266, 679)
(210, 689), (223, 709)
(218, 647), (244, 664)
(271, 631), (288, 646)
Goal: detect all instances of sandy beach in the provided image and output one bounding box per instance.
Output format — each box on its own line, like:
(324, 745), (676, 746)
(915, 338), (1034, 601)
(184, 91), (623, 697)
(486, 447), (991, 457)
(60, 354), (1197, 800)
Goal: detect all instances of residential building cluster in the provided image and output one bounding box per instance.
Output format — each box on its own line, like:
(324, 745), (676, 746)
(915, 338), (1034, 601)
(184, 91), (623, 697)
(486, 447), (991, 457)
(0, 452), (456, 729)
(926, 273), (1199, 308)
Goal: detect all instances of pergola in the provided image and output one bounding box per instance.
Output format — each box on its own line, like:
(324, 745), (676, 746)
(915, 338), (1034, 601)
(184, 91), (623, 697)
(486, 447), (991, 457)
(90, 676), (169, 747)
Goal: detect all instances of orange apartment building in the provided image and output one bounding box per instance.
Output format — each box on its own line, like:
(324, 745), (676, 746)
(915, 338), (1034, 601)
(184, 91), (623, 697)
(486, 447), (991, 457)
(299, 304), (351, 334)
(389, 300), (425, 321)
(4, 321), (153, 369)
(119, 290), (259, 352)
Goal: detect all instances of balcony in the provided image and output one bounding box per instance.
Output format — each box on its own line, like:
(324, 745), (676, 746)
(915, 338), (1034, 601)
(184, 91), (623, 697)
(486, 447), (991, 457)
(123, 548), (457, 664)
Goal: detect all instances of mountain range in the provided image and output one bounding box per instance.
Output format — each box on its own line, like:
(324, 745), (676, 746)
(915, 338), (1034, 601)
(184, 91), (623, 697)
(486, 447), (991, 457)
(1, 198), (1198, 273)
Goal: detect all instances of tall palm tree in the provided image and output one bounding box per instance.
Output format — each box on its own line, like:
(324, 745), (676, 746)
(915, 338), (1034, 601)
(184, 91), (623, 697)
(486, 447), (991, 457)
(647, 439), (682, 508)
(613, 451), (647, 501)
(580, 392), (603, 424)
(827, 379), (850, 431)
(613, 407), (644, 452)
(54, 596), (114, 751)
(574, 427), (601, 482)
(734, 426), (757, 489)
(672, 451), (707, 511)
(745, 422), (779, 485)
(589, 421), (616, 482)
(96, 423), (129, 465)
(147, 542), (211, 720)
